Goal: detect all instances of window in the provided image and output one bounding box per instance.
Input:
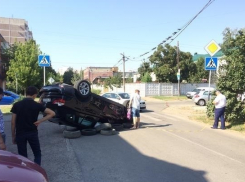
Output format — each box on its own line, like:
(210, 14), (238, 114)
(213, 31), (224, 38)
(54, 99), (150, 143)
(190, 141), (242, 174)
(118, 93), (130, 99)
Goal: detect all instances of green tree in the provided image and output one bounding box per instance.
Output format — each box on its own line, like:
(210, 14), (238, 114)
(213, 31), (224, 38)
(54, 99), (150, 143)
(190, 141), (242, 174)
(71, 71), (81, 85)
(103, 73), (122, 89)
(189, 57), (209, 83)
(149, 44), (193, 83)
(141, 72), (152, 83)
(63, 67), (74, 85)
(138, 61), (152, 80)
(207, 28), (245, 124)
(6, 40), (42, 94)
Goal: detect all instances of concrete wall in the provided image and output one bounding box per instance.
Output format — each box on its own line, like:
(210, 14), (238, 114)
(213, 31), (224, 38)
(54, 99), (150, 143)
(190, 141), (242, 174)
(95, 82), (216, 97)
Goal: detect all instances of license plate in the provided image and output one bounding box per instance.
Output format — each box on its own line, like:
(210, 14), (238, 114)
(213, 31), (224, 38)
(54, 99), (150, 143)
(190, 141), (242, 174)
(43, 98), (51, 103)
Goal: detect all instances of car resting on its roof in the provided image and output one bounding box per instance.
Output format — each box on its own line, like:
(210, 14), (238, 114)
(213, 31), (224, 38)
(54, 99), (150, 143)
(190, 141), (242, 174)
(39, 80), (133, 129)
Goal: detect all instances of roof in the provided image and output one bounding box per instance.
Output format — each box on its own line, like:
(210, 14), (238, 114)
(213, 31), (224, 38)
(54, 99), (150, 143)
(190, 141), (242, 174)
(192, 50), (224, 62)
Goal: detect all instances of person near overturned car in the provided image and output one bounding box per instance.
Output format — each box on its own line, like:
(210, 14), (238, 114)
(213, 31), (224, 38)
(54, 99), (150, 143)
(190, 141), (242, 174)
(0, 87), (6, 150)
(129, 89), (141, 129)
(11, 86), (55, 165)
(212, 90), (226, 129)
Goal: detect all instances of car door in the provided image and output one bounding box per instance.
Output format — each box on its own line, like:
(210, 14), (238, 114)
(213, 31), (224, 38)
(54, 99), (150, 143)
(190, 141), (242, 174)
(109, 93), (120, 104)
(0, 95), (14, 105)
(203, 91), (212, 102)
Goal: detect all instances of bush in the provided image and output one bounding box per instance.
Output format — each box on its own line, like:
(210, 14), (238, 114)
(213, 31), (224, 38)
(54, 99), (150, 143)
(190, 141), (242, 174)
(206, 99), (215, 118)
(91, 89), (101, 95)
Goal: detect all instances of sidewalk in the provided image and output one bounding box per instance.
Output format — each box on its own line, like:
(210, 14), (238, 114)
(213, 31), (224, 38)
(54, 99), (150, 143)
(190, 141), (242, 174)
(3, 114), (83, 182)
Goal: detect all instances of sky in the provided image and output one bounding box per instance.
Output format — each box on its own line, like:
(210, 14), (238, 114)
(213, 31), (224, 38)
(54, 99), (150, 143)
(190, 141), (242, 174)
(0, 0), (245, 72)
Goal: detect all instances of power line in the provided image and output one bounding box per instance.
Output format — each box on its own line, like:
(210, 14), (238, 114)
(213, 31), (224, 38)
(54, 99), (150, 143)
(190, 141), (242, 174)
(129, 0), (215, 60)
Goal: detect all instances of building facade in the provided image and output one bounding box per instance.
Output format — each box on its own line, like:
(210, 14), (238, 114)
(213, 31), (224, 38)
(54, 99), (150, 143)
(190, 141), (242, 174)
(0, 17), (33, 44)
(83, 67), (118, 83)
(0, 34), (9, 88)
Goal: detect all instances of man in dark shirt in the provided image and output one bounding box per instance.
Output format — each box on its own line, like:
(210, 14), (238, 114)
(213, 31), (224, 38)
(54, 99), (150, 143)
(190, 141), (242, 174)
(11, 86), (55, 165)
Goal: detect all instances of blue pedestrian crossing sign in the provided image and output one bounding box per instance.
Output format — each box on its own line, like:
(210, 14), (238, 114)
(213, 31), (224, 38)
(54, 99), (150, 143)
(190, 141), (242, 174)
(38, 55), (50, 67)
(205, 57), (218, 70)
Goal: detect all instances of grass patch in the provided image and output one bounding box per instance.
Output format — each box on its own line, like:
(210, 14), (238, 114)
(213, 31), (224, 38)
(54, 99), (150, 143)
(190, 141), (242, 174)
(0, 105), (12, 114)
(152, 95), (188, 101)
(190, 112), (245, 133)
(0, 98), (40, 114)
(189, 114), (213, 125)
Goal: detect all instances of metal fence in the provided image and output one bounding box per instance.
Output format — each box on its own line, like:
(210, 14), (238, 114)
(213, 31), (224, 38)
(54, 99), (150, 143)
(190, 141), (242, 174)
(99, 82), (216, 97)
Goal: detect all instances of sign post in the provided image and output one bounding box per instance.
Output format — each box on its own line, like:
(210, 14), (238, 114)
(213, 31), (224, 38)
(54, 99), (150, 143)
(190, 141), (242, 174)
(177, 71), (180, 96)
(48, 77), (55, 84)
(38, 54), (51, 86)
(204, 40), (221, 100)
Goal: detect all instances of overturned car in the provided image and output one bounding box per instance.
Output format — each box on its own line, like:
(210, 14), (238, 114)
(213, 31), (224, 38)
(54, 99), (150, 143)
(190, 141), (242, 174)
(39, 80), (132, 129)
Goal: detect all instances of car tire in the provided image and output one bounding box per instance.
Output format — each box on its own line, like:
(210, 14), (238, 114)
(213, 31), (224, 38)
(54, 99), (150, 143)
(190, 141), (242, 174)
(63, 130), (81, 139)
(100, 128), (117, 135)
(59, 124), (66, 131)
(123, 123), (134, 129)
(125, 101), (130, 108)
(94, 123), (112, 132)
(74, 80), (91, 99)
(111, 124), (124, 131)
(65, 126), (78, 131)
(198, 99), (206, 106)
(81, 129), (97, 136)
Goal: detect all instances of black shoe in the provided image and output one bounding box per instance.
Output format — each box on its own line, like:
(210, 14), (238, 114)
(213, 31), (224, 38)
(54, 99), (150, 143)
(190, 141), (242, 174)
(220, 128), (226, 130)
(211, 127), (217, 129)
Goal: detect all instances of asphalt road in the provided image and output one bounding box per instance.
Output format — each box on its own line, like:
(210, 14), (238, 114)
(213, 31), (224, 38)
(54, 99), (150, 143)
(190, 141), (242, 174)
(3, 99), (245, 182)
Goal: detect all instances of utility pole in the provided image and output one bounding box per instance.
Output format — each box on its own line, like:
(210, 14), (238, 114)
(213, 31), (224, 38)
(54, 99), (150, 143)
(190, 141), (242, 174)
(177, 41), (180, 96)
(121, 53), (126, 92)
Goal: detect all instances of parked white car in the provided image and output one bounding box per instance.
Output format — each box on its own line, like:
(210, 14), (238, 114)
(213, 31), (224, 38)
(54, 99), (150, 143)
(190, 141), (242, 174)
(192, 90), (213, 106)
(101, 92), (146, 111)
(186, 87), (215, 99)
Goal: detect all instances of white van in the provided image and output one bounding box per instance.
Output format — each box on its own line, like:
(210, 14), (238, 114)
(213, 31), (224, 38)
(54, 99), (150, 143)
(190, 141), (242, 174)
(186, 87), (215, 99)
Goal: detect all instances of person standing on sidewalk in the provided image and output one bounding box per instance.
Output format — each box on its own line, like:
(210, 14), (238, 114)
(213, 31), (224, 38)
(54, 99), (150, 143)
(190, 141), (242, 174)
(129, 89), (141, 129)
(11, 86), (55, 165)
(0, 87), (6, 150)
(212, 90), (226, 129)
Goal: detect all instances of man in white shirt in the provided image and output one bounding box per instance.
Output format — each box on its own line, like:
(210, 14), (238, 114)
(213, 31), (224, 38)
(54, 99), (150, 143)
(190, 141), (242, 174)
(212, 90), (226, 129)
(129, 89), (141, 129)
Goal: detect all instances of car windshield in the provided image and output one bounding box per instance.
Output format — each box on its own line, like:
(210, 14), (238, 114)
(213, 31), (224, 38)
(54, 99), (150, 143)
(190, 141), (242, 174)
(118, 93), (130, 99)
(192, 89), (201, 92)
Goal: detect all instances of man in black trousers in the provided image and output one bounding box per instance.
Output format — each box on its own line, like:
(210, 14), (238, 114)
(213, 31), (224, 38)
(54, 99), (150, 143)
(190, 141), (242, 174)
(212, 90), (226, 129)
(11, 86), (55, 165)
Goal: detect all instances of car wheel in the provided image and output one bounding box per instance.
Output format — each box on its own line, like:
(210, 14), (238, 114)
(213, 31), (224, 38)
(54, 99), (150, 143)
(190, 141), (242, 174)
(65, 126), (78, 131)
(198, 99), (206, 106)
(125, 101), (130, 108)
(100, 128), (117, 135)
(94, 123), (112, 132)
(123, 123), (134, 129)
(81, 129), (97, 136)
(111, 124), (124, 131)
(74, 80), (91, 98)
(63, 130), (81, 139)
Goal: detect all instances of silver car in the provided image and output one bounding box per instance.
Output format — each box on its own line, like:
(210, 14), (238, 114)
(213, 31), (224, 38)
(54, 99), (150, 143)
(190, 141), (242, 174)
(186, 87), (215, 99)
(192, 90), (213, 106)
(101, 92), (146, 111)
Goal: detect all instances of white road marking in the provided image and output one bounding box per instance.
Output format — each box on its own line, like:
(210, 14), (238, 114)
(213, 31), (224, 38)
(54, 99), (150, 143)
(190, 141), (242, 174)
(141, 113), (162, 121)
(166, 130), (244, 165)
(141, 112), (244, 165)
(65, 139), (71, 151)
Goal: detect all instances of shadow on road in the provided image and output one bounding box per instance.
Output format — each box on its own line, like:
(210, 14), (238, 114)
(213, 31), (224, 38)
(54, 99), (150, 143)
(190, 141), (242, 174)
(141, 109), (154, 113)
(4, 115), (208, 182)
(140, 122), (172, 128)
(70, 133), (208, 182)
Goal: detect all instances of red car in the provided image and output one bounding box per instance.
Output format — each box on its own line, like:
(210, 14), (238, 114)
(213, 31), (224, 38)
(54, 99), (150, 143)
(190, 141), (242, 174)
(0, 150), (48, 182)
